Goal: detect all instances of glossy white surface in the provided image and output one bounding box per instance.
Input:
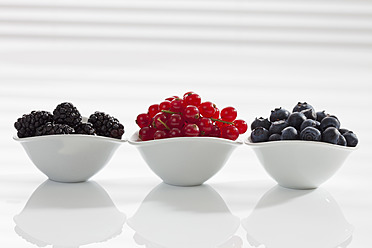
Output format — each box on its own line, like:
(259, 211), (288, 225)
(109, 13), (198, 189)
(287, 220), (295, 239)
(246, 139), (356, 189)
(129, 131), (241, 186)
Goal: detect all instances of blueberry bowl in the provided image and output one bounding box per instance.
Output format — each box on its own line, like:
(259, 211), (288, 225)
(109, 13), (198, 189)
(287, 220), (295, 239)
(245, 138), (357, 189)
(14, 134), (126, 183)
(129, 131), (242, 186)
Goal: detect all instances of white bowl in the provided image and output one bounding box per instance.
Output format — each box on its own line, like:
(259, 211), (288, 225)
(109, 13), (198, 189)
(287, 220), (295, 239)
(129, 131), (242, 186)
(242, 186), (353, 248)
(245, 138), (356, 189)
(14, 134), (126, 183)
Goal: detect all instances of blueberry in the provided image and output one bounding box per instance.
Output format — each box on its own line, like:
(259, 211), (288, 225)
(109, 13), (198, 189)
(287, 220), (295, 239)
(270, 107), (290, 122)
(316, 110), (329, 122)
(293, 102), (314, 113)
(320, 116), (340, 132)
(250, 127), (269, 143)
(300, 127), (321, 141)
(251, 117), (271, 131)
(269, 120), (289, 135)
(339, 128), (349, 135)
(287, 112), (306, 130)
(337, 135), (347, 146)
(301, 108), (316, 120)
(268, 133), (281, 141)
(343, 131), (358, 147)
(281, 127), (298, 140)
(322, 127), (341, 144)
(300, 119), (320, 131)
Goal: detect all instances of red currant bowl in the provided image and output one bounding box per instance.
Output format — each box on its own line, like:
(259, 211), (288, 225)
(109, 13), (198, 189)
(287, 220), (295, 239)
(129, 131), (243, 186)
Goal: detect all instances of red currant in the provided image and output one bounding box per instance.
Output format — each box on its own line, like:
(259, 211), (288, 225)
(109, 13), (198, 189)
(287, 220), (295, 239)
(154, 130), (168, 140)
(197, 117), (213, 136)
(233, 119), (248, 134)
(136, 113), (151, 128)
(169, 128), (182, 138)
(185, 93), (202, 107)
(152, 112), (169, 130)
(221, 125), (239, 141)
(167, 114), (184, 129)
(170, 98), (184, 113)
(183, 105), (200, 123)
(199, 101), (216, 118)
(221, 107), (237, 122)
(139, 126), (155, 141)
(148, 104), (160, 118)
(209, 125), (221, 137)
(213, 107), (220, 119)
(165, 96), (180, 101)
(183, 123), (200, 137)
(183, 91), (194, 99)
(159, 100), (171, 111)
(215, 120), (228, 129)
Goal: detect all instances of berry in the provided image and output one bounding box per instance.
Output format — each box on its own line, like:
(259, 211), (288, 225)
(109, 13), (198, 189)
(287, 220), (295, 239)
(212, 108), (220, 119)
(300, 127), (321, 141)
(35, 122), (74, 136)
(251, 127), (269, 143)
(148, 104), (160, 118)
(320, 116), (340, 132)
(322, 127), (341, 144)
(233, 119), (248, 134)
(221, 107), (237, 122)
(165, 96), (179, 102)
(183, 91), (194, 99)
(339, 128), (350, 135)
(53, 102), (82, 128)
(198, 117), (213, 136)
(337, 135), (347, 146)
(251, 117), (271, 131)
(184, 93), (202, 107)
(270, 107), (290, 122)
(343, 131), (358, 147)
(88, 111), (124, 139)
(281, 127), (298, 140)
(170, 98), (184, 113)
(287, 112), (306, 130)
(152, 112), (169, 130)
(139, 126), (155, 141)
(169, 128), (182, 138)
(268, 133), (281, 141)
(136, 113), (151, 128)
(199, 101), (216, 118)
(159, 101), (171, 111)
(269, 120), (288, 135)
(221, 125), (239, 141)
(74, 123), (96, 135)
(183, 105), (200, 123)
(209, 125), (221, 137)
(183, 124), (200, 137)
(293, 102), (314, 113)
(167, 114), (184, 129)
(154, 130), (168, 140)
(14, 110), (53, 138)
(316, 111), (329, 122)
(300, 119), (320, 131)
(301, 108), (316, 120)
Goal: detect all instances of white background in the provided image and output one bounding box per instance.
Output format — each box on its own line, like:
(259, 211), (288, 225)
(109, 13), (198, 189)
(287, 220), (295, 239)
(1, 0), (372, 247)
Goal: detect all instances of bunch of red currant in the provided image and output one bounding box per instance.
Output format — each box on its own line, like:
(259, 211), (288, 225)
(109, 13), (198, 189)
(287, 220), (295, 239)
(136, 92), (248, 141)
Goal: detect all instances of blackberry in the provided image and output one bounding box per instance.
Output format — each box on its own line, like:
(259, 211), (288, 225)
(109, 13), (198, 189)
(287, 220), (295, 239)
(35, 122), (75, 136)
(14, 111), (53, 138)
(74, 123), (96, 135)
(53, 102), (82, 127)
(88, 111), (124, 139)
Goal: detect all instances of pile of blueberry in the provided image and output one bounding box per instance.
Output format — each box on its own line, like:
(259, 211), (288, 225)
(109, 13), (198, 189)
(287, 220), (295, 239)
(250, 102), (358, 147)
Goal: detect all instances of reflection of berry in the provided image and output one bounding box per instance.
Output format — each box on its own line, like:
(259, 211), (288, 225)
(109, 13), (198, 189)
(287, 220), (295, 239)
(88, 111), (124, 139)
(35, 122), (74, 136)
(53, 102), (81, 127)
(14, 111), (53, 138)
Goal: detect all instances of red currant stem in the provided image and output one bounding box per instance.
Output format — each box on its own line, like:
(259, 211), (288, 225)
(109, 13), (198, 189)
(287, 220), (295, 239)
(161, 110), (180, 115)
(158, 119), (171, 130)
(210, 118), (233, 125)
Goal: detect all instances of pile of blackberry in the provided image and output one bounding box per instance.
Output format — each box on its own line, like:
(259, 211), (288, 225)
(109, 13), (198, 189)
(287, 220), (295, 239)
(14, 102), (124, 139)
(250, 102), (358, 147)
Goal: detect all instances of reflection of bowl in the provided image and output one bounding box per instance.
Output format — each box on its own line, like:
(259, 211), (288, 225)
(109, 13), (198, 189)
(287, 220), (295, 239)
(242, 186), (353, 248)
(245, 138), (356, 189)
(128, 183), (240, 247)
(129, 131), (242, 186)
(14, 134), (126, 182)
(14, 180), (126, 247)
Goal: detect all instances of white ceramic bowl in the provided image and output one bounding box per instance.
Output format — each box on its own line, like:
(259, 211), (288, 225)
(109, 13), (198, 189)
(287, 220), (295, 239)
(14, 134), (126, 183)
(129, 131), (242, 186)
(245, 138), (357, 189)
